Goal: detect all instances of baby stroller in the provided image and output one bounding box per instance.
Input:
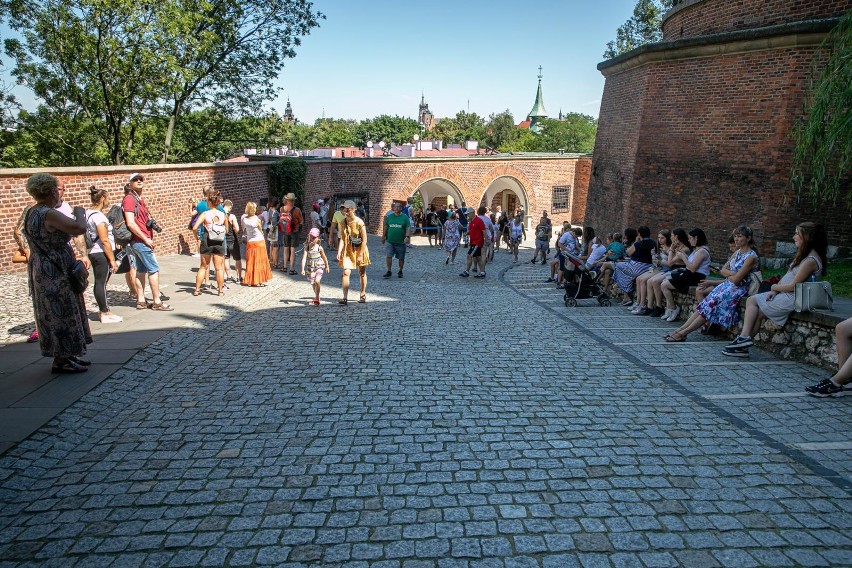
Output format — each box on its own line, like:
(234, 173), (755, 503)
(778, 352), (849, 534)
(560, 251), (612, 307)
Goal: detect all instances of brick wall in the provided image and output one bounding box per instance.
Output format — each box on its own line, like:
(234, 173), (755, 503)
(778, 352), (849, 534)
(663, 0), (852, 40)
(1, 156), (591, 274)
(300, 156), (589, 235)
(587, 10), (852, 261)
(1, 164), (270, 273)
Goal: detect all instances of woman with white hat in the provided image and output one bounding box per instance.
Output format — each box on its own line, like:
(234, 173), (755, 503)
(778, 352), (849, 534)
(337, 200), (370, 304)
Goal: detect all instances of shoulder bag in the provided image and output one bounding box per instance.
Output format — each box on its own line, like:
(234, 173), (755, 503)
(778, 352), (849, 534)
(794, 281), (833, 312)
(747, 270), (764, 296)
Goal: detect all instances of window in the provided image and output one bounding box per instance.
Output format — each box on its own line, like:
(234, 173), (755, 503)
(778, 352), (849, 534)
(552, 185), (571, 213)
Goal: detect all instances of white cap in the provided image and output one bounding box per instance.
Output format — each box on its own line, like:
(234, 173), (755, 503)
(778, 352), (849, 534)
(318, 199), (324, 204)
(128, 173), (143, 182)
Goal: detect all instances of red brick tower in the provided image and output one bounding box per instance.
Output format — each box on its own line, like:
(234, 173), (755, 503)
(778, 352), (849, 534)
(585, 0), (852, 257)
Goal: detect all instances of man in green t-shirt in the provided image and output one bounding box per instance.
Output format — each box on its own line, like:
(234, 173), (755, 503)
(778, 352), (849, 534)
(381, 201), (411, 278)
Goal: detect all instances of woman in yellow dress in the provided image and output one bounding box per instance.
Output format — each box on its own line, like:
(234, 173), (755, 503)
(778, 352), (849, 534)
(337, 200), (370, 304)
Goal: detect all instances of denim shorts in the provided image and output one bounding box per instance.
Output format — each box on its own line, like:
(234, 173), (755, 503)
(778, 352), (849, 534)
(129, 241), (160, 274)
(385, 242), (406, 261)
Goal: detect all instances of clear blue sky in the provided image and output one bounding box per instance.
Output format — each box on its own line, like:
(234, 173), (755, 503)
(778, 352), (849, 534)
(3, 0), (638, 124)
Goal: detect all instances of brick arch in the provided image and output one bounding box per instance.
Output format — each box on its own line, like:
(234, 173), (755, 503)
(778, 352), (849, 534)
(400, 164), (474, 203)
(476, 165), (536, 214)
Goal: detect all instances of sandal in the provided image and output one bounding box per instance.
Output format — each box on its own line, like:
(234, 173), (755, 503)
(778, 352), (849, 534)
(193, 290), (201, 296)
(664, 333), (686, 343)
(136, 301), (152, 310)
(51, 360), (88, 374)
(358, 295), (366, 303)
(338, 299), (348, 305)
(150, 303), (174, 311)
(288, 270), (297, 275)
(69, 355), (91, 366)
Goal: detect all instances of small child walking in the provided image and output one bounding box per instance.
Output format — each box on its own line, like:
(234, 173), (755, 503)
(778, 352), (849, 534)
(301, 228), (329, 305)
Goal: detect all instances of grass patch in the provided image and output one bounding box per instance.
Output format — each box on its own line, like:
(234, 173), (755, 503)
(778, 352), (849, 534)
(762, 259), (851, 297)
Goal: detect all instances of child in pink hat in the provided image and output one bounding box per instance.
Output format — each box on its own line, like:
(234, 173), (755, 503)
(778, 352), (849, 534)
(301, 227), (329, 305)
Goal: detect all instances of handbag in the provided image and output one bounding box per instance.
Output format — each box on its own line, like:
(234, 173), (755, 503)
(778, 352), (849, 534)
(667, 267), (687, 280)
(747, 270), (764, 296)
(12, 250), (28, 263)
(794, 281), (833, 312)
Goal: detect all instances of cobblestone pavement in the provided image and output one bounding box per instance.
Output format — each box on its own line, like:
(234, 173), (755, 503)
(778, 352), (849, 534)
(1, 237), (851, 567)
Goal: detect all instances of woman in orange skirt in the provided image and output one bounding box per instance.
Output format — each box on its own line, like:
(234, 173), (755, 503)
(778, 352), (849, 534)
(241, 201), (272, 286)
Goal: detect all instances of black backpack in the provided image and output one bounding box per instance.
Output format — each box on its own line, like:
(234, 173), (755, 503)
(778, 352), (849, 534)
(108, 204), (133, 245)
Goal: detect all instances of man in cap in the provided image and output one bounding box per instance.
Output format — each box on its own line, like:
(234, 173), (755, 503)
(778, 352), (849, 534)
(123, 173), (173, 310)
(278, 192), (303, 274)
(381, 201), (411, 278)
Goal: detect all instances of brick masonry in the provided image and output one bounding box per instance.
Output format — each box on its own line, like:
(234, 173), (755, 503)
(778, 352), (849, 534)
(301, 156), (592, 235)
(0, 155), (592, 274)
(664, 0), (852, 40)
(0, 164), (271, 274)
(586, 0), (852, 260)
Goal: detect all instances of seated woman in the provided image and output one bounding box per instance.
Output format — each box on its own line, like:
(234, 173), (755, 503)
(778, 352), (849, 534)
(663, 226), (759, 342)
(660, 228), (711, 321)
(562, 227), (596, 282)
(723, 222), (828, 357)
(645, 228), (690, 319)
(611, 226), (657, 306)
(695, 234), (740, 334)
(585, 236), (608, 274)
(599, 229), (632, 292)
(632, 229), (671, 316)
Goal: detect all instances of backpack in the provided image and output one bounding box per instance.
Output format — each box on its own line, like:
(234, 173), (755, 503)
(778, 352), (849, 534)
(535, 224), (549, 241)
(84, 212), (97, 251)
(107, 204), (132, 246)
(207, 211), (227, 242)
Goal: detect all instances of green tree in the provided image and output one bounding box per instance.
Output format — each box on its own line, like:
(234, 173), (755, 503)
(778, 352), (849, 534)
(484, 110), (517, 150)
(791, 11), (852, 209)
(0, 106), (108, 167)
(310, 118), (357, 148)
(432, 111), (486, 145)
(603, 0), (672, 59)
(532, 114), (597, 153)
(3, 0), (323, 164)
(355, 115), (420, 146)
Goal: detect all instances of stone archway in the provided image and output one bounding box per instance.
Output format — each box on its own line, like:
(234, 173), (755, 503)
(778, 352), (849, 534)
(479, 176), (531, 225)
(412, 178), (465, 210)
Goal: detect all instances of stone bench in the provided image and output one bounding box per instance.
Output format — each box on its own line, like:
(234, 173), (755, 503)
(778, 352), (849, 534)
(671, 287), (848, 369)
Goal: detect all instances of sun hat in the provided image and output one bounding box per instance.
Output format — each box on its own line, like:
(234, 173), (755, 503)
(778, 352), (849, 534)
(309, 228), (320, 238)
(283, 192), (296, 201)
(342, 199), (357, 209)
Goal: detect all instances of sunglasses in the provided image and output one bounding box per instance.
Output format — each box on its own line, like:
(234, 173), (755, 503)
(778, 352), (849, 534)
(133, 177), (145, 182)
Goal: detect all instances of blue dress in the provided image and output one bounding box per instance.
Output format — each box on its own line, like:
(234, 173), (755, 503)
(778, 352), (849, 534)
(696, 249), (758, 328)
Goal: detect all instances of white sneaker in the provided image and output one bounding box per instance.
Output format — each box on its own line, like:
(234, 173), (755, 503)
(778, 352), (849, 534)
(661, 308), (672, 320)
(665, 306), (681, 322)
(630, 304), (642, 313)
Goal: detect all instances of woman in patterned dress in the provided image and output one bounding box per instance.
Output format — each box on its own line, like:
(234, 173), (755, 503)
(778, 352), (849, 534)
(23, 173), (93, 374)
(664, 226), (759, 342)
(442, 211), (461, 264)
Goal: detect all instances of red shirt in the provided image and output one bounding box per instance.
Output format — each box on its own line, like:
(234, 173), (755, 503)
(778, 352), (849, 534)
(469, 216), (485, 247)
(122, 193), (151, 242)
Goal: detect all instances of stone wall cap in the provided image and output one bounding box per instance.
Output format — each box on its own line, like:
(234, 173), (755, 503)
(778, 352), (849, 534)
(598, 17), (841, 73)
(0, 161), (267, 177)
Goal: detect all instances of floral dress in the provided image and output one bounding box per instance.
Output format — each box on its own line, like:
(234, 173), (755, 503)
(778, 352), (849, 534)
(24, 205), (92, 357)
(443, 219), (460, 252)
(696, 248), (759, 328)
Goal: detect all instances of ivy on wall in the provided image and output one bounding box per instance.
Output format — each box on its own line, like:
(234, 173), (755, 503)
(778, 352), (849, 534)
(268, 158), (308, 205)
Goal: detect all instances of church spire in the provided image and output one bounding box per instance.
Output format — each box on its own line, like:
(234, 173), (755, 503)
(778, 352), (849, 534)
(527, 66), (548, 133)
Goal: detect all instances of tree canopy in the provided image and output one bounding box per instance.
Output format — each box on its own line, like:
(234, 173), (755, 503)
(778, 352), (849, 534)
(603, 0), (672, 59)
(791, 11), (852, 210)
(2, 0), (323, 164)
